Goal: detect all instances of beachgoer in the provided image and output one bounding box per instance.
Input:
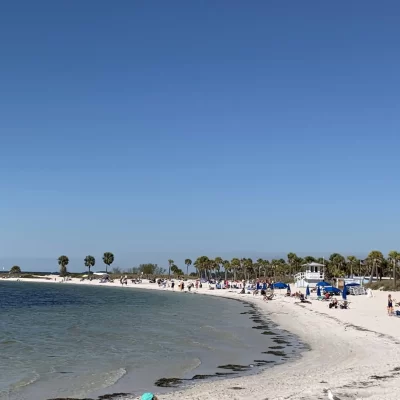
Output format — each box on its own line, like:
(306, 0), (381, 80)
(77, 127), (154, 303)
(329, 298), (338, 309)
(171, 281), (175, 290)
(388, 294), (393, 315)
(141, 393), (158, 400)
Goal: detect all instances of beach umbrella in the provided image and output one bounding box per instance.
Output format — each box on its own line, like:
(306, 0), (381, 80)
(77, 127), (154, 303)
(273, 282), (288, 289)
(316, 281), (330, 287)
(342, 285), (347, 300)
(306, 285), (310, 297)
(323, 286), (341, 295)
(317, 285), (321, 297)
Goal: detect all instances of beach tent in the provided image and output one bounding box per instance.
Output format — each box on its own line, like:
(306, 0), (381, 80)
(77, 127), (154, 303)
(317, 285), (321, 297)
(323, 286), (341, 295)
(273, 282), (288, 289)
(316, 281), (330, 287)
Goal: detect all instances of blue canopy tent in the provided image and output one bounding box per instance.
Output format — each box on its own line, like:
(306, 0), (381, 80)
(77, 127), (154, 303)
(273, 282), (288, 289)
(306, 285), (310, 297)
(316, 281), (330, 287)
(323, 286), (341, 295)
(342, 285), (347, 300)
(344, 282), (360, 294)
(317, 285), (321, 297)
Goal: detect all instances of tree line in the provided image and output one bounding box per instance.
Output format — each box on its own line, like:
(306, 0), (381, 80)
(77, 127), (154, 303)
(9, 250), (400, 289)
(189, 251), (400, 287)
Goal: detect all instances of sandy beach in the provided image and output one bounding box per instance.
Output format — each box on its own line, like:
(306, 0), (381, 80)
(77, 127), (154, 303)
(4, 277), (400, 400)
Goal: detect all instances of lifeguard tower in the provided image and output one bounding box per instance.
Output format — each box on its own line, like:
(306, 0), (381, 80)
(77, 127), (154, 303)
(294, 262), (325, 288)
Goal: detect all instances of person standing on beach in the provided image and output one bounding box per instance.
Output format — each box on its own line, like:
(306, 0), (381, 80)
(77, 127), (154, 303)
(171, 280), (175, 290)
(388, 294), (394, 315)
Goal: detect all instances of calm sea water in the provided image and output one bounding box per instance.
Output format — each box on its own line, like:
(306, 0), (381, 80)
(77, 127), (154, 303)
(0, 282), (300, 400)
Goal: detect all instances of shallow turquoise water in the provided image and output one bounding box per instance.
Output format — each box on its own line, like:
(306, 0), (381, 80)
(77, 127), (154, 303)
(0, 281), (299, 399)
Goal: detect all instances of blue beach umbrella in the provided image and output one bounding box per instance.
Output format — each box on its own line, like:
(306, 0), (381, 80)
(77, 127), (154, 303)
(306, 285), (310, 297)
(323, 286), (341, 295)
(342, 285), (347, 300)
(273, 282), (288, 289)
(317, 285), (321, 297)
(316, 281), (330, 287)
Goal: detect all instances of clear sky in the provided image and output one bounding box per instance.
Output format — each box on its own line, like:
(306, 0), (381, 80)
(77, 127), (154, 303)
(1, 1), (400, 271)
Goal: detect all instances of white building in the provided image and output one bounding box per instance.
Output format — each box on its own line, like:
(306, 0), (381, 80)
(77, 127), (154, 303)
(294, 262), (325, 288)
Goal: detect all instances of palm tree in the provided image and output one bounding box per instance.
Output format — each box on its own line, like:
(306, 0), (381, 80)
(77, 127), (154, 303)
(287, 253), (298, 275)
(271, 259), (280, 282)
(10, 265), (21, 274)
(168, 259), (174, 278)
(193, 256), (207, 279)
(214, 257), (223, 279)
(388, 251), (400, 288)
(231, 258), (240, 281)
(244, 258), (253, 280)
(84, 255), (96, 275)
(58, 255), (69, 277)
(347, 256), (358, 278)
(184, 259), (192, 276)
(329, 253), (346, 277)
(102, 252), (114, 273)
(367, 250), (384, 283)
(223, 260), (231, 280)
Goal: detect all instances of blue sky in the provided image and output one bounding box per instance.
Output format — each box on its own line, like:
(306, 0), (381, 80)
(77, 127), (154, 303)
(1, 1), (400, 271)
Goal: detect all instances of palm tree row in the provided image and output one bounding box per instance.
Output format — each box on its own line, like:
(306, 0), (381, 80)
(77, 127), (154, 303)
(55, 250), (400, 287)
(190, 251), (400, 286)
(57, 252), (114, 276)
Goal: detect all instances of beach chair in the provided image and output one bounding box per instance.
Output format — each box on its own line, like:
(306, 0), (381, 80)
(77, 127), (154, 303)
(339, 300), (349, 309)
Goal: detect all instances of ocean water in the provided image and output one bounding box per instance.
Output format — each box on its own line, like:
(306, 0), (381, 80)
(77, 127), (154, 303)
(0, 282), (301, 400)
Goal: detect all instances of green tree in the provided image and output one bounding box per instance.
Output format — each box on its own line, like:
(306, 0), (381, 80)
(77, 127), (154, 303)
(329, 253), (346, 277)
(194, 256), (209, 279)
(102, 252), (114, 273)
(346, 256), (358, 278)
(222, 260), (231, 280)
(171, 264), (184, 276)
(367, 250), (384, 283)
(10, 265), (21, 274)
(184, 259), (192, 276)
(214, 257), (223, 278)
(168, 259), (174, 278)
(58, 255), (69, 277)
(388, 251), (400, 288)
(287, 253), (298, 275)
(84, 255), (95, 275)
(139, 263), (158, 277)
(231, 258), (240, 281)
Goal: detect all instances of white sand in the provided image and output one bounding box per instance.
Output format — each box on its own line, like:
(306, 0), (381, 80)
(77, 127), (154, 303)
(4, 276), (400, 399)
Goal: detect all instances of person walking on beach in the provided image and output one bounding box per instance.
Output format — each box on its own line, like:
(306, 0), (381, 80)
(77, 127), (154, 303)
(171, 280), (175, 290)
(388, 294), (394, 315)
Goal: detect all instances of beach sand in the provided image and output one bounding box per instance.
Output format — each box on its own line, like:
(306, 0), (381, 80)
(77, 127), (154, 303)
(5, 276), (400, 399)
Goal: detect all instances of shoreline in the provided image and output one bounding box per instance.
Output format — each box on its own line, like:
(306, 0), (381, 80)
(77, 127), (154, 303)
(4, 278), (400, 399)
